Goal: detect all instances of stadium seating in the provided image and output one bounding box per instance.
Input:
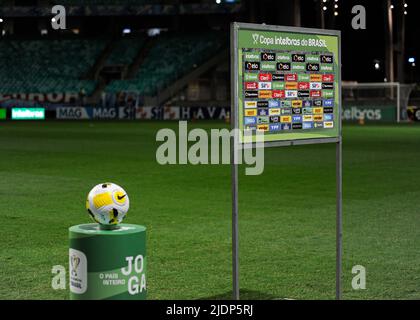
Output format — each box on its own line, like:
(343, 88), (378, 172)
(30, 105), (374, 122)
(0, 38), (105, 94)
(0, 32), (225, 97)
(51, 0), (160, 5)
(105, 37), (145, 66)
(105, 32), (225, 96)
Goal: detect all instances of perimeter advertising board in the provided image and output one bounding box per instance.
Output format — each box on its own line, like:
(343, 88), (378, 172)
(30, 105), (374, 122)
(11, 108), (45, 120)
(233, 23), (341, 144)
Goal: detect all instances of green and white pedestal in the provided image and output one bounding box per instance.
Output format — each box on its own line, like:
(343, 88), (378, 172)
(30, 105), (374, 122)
(69, 223), (146, 300)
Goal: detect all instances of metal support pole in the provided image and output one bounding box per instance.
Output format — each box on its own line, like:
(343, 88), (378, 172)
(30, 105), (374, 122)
(397, 83), (401, 123)
(386, 0), (394, 84)
(231, 152), (239, 300)
(336, 139), (343, 300)
(230, 22), (239, 300)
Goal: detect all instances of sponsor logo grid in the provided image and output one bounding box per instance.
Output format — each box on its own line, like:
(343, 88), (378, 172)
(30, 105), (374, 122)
(242, 49), (336, 133)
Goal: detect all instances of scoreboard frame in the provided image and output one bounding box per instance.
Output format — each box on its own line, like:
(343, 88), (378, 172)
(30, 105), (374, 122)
(230, 22), (342, 300)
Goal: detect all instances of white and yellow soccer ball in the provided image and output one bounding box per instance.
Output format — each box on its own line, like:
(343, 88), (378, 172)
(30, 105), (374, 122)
(86, 183), (130, 225)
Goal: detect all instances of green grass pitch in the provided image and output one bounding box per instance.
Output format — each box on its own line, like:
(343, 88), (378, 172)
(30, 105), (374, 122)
(0, 121), (419, 300)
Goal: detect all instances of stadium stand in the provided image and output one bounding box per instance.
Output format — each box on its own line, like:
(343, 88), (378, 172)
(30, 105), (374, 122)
(0, 38), (106, 94)
(0, 31), (226, 99)
(105, 32), (226, 96)
(51, 0), (160, 5)
(105, 37), (146, 66)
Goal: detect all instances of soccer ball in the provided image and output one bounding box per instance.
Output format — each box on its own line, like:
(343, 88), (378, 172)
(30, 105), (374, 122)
(86, 183), (130, 225)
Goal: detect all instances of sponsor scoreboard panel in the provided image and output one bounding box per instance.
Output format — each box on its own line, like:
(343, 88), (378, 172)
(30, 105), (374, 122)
(230, 23), (343, 300)
(233, 24), (341, 144)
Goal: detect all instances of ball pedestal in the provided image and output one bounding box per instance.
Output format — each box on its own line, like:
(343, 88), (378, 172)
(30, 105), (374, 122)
(69, 223), (146, 300)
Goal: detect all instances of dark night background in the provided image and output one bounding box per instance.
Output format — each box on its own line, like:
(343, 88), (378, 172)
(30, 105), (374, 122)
(241, 0), (419, 83)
